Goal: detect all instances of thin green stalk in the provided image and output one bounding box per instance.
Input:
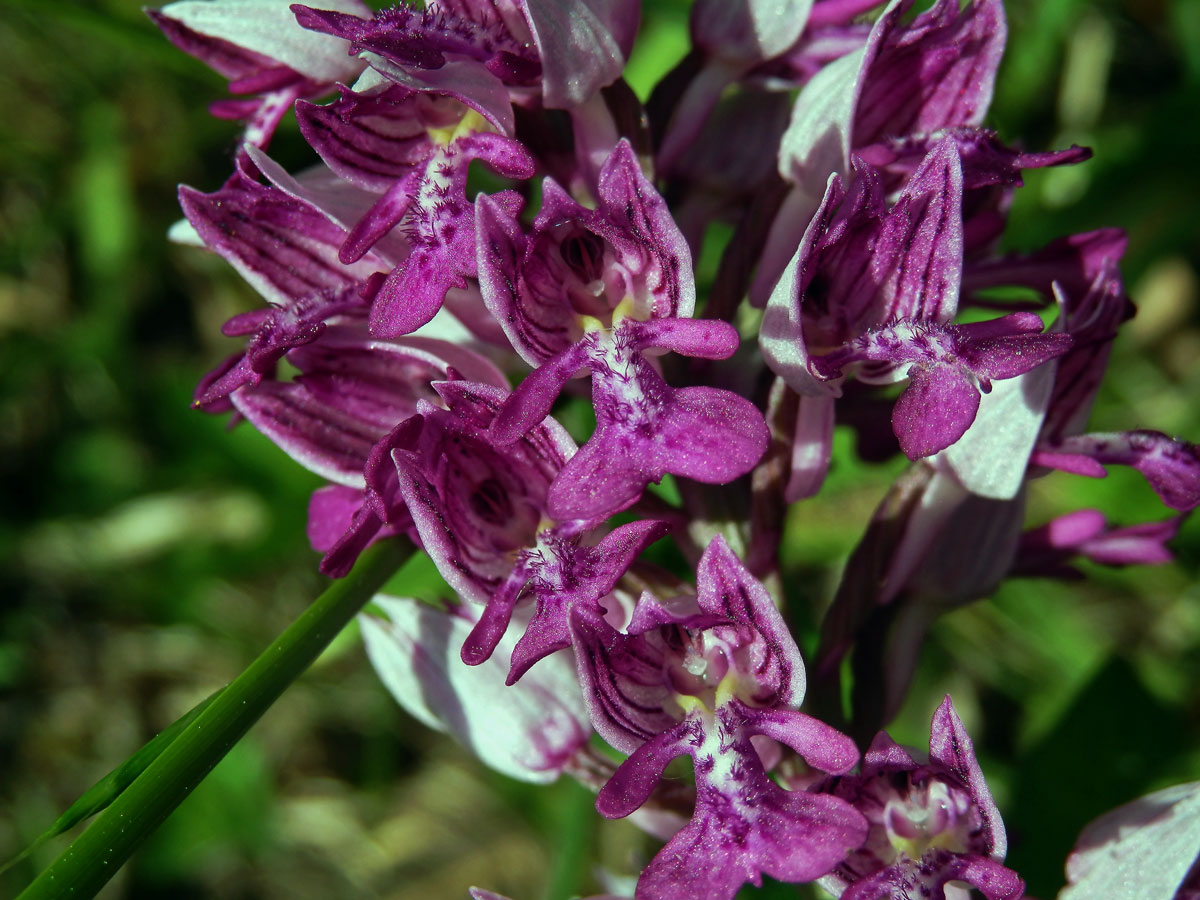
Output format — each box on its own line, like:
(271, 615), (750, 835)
(1, 690), (221, 876)
(17, 538), (413, 900)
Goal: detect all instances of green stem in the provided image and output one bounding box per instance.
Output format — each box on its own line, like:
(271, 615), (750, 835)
(17, 538), (413, 900)
(1, 690), (222, 876)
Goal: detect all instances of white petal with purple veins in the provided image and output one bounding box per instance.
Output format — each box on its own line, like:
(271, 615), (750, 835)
(159, 0), (369, 83)
(361, 596), (590, 784)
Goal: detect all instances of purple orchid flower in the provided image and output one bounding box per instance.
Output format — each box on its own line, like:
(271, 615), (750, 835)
(775, 0), (1005, 201)
(572, 536), (868, 900)
(761, 138), (1072, 490)
(478, 140), (769, 520)
(149, 0), (369, 151)
(289, 75), (536, 338)
(819, 697), (1024, 900)
(179, 167), (393, 409)
(374, 379), (669, 679)
(804, 246), (1186, 730)
(227, 327), (507, 572)
(295, 81), (466, 196)
(358, 127), (533, 339)
(752, 0), (1007, 304)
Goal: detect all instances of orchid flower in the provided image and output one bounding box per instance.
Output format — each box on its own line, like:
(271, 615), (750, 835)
(479, 140), (770, 520)
(818, 697), (1024, 900)
(573, 536), (867, 900)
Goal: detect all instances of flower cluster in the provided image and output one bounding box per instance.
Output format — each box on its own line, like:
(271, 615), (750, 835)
(156, 0), (1199, 897)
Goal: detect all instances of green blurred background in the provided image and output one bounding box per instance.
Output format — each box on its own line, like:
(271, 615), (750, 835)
(1, 0), (1198, 897)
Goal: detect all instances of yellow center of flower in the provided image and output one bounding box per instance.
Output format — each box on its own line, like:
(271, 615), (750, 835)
(428, 108), (489, 146)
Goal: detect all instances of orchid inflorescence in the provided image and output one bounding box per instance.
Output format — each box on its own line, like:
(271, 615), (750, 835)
(151, 0), (1200, 898)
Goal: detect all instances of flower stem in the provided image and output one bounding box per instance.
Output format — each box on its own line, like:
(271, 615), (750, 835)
(1, 689), (221, 877)
(16, 538), (414, 900)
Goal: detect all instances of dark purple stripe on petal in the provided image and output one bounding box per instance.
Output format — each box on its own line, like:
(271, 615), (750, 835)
(856, 0), (1006, 144)
(180, 175), (374, 307)
(232, 381), (384, 485)
(571, 610), (681, 753)
(149, 9), (275, 81)
(880, 137), (964, 324)
(929, 696), (1008, 859)
(695, 537), (805, 703)
(595, 141), (695, 319)
(297, 85), (457, 191)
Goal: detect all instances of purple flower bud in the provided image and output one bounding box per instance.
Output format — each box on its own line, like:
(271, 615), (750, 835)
(481, 141), (769, 519)
(1015, 509), (1183, 576)
(756, 0), (1006, 304)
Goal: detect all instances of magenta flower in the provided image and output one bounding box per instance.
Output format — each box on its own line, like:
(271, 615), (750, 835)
(819, 697), (1024, 900)
(293, 76), (536, 338)
(369, 379), (669, 679)
(179, 168), (384, 408)
(573, 536), (867, 900)
(762, 138), (1072, 483)
(479, 141), (769, 520)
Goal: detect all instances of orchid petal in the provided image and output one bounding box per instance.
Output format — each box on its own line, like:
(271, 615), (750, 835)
(155, 0), (368, 82)
(522, 0), (635, 108)
(1061, 781), (1200, 900)
(929, 696), (1007, 859)
(362, 596), (590, 783)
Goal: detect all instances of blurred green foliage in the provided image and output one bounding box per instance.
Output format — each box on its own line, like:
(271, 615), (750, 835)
(0, 1), (1198, 898)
